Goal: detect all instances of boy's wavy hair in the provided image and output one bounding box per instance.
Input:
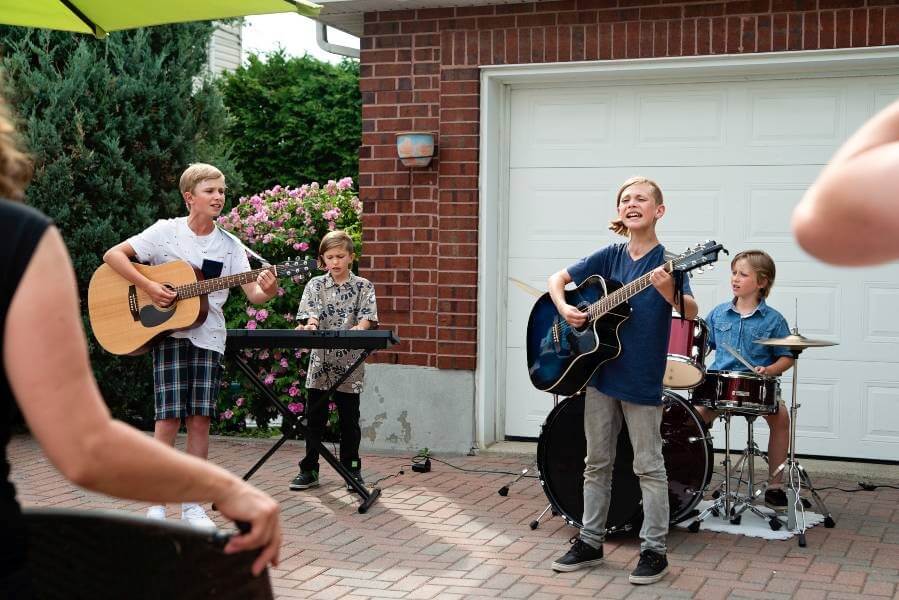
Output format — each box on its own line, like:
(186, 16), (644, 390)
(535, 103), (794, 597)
(732, 249), (776, 299)
(608, 176), (664, 237)
(318, 230), (355, 260)
(0, 93), (33, 201)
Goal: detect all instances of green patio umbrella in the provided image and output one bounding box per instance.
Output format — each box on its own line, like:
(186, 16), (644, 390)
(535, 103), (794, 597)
(0, 0), (320, 38)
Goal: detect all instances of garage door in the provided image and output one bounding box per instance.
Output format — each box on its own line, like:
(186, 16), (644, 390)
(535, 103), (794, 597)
(504, 74), (899, 460)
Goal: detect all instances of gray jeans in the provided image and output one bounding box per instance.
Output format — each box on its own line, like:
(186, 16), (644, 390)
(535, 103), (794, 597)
(580, 387), (668, 554)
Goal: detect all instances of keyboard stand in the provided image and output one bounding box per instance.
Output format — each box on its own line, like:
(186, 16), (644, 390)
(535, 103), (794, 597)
(227, 348), (381, 513)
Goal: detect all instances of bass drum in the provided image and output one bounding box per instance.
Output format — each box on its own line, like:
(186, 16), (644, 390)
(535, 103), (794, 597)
(536, 390), (713, 534)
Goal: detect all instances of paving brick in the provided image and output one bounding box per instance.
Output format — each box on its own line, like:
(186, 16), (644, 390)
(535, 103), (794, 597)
(7, 434), (899, 600)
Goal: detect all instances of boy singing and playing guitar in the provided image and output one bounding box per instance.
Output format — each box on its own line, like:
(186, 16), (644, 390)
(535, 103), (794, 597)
(547, 177), (698, 585)
(102, 163), (278, 527)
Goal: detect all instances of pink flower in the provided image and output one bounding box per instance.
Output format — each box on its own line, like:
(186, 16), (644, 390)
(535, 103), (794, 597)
(235, 397), (245, 407)
(246, 319), (258, 330)
(263, 373), (275, 386)
(246, 306), (257, 317)
(337, 177), (353, 190)
(288, 386), (299, 397)
(328, 402), (337, 411)
(280, 358), (288, 368)
(256, 309), (269, 322)
(258, 349), (269, 360)
(277, 287), (286, 297)
(223, 409), (234, 420)
(288, 402), (303, 414)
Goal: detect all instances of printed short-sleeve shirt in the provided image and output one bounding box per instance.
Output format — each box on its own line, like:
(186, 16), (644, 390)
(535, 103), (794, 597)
(296, 271), (379, 393)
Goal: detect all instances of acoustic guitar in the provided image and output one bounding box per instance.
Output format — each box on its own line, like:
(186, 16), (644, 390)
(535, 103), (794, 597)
(526, 241), (726, 396)
(88, 257), (316, 356)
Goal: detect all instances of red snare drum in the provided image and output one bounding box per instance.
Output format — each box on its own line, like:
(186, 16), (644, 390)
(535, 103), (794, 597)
(692, 370), (779, 415)
(664, 316), (709, 390)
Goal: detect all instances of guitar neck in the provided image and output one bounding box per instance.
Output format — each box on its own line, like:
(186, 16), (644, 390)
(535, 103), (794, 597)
(176, 265), (277, 299)
(585, 260), (673, 321)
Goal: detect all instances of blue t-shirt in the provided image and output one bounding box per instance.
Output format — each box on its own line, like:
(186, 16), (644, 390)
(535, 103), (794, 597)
(567, 243), (692, 405)
(706, 299), (792, 371)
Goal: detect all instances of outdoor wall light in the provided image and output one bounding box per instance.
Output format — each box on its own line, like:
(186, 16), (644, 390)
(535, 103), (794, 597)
(396, 132), (437, 167)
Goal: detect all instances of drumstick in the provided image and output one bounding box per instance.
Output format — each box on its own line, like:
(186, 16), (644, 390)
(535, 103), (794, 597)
(509, 277), (543, 298)
(721, 342), (759, 373)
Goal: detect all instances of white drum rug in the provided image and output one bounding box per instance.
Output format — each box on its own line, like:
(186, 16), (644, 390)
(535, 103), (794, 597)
(675, 500), (825, 540)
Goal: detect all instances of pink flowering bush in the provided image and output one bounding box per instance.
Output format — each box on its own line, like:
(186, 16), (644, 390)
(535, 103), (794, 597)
(213, 178), (362, 436)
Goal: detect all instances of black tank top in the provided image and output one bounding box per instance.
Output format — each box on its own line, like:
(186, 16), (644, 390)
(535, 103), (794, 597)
(0, 198), (51, 580)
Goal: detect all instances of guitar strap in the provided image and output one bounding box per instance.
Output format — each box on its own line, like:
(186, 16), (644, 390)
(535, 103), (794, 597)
(665, 249), (687, 317)
(215, 225), (272, 266)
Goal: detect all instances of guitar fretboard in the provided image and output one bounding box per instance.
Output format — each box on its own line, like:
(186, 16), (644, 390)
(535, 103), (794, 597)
(176, 266), (280, 299)
(585, 260), (674, 321)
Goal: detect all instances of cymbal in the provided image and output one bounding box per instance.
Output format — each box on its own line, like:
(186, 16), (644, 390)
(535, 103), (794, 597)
(754, 331), (837, 349)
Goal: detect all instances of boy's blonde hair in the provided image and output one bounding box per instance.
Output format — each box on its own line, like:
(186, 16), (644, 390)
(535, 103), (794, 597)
(732, 249), (776, 299)
(0, 94), (32, 200)
(608, 176), (664, 237)
(179, 163), (224, 195)
(319, 230), (355, 257)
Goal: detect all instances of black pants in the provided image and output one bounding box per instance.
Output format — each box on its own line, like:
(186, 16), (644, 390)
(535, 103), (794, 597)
(299, 388), (361, 473)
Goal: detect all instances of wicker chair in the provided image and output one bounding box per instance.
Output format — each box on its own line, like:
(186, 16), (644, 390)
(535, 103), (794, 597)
(22, 508), (274, 600)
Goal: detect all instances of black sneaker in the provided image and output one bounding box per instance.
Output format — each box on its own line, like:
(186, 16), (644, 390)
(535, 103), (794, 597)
(629, 549), (668, 585)
(551, 538), (603, 572)
(289, 470), (319, 490)
(764, 488), (811, 510)
(346, 470), (365, 492)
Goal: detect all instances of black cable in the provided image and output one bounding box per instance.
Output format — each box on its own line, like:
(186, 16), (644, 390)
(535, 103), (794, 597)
(813, 481), (898, 492)
(416, 454), (540, 478)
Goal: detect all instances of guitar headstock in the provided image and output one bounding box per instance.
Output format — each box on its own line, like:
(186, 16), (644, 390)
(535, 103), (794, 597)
(279, 257), (318, 279)
(672, 240), (728, 274)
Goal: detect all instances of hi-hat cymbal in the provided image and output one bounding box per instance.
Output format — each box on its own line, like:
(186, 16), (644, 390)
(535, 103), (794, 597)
(755, 331), (837, 349)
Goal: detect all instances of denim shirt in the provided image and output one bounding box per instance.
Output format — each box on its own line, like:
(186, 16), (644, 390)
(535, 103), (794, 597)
(706, 299), (792, 372)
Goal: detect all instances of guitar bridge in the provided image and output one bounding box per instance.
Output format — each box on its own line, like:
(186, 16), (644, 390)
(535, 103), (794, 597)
(128, 285), (140, 321)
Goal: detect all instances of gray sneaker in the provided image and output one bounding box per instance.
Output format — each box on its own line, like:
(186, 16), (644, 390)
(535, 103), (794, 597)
(289, 470), (319, 490)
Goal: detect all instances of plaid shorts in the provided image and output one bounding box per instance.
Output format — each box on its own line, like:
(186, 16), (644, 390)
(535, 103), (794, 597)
(152, 338), (224, 421)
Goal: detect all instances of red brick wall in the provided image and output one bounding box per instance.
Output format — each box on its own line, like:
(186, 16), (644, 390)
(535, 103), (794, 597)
(359, 0), (898, 369)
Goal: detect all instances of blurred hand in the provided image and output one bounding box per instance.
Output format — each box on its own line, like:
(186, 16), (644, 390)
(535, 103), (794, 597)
(215, 481), (282, 576)
(257, 268), (277, 296)
(145, 281), (177, 307)
(559, 304), (587, 327)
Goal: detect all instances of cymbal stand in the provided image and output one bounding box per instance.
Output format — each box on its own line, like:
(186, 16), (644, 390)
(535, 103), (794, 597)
(767, 348), (836, 546)
(498, 393), (560, 498)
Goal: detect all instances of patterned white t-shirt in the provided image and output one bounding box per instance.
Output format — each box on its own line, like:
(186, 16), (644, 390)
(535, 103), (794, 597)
(128, 217), (251, 355)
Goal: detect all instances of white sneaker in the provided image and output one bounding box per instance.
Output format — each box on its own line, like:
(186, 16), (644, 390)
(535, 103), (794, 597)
(146, 505), (166, 520)
(181, 503), (217, 530)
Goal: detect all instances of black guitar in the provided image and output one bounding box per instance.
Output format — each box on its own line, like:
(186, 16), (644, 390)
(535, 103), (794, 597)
(525, 241), (726, 396)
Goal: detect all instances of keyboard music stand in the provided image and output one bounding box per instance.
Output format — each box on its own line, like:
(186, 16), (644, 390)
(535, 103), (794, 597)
(225, 329), (399, 513)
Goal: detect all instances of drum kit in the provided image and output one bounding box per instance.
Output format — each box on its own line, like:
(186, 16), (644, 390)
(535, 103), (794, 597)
(511, 313), (837, 547)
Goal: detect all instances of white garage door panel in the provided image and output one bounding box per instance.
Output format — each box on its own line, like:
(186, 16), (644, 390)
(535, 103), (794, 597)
(507, 78), (896, 170)
(502, 72), (899, 459)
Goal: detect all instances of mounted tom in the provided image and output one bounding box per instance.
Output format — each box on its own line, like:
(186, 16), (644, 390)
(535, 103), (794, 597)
(526, 240), (726, 396)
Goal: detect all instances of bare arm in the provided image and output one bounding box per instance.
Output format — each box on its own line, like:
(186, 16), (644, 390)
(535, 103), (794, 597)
(547, 269), (587, 327)
(6, 228), (281, 574)
(649, 266), (699, 320)
(755, 356), (794, 377)
(240, 268), (278, 304)
(792, 99), (899, 266)
(103, 241), (176, 307)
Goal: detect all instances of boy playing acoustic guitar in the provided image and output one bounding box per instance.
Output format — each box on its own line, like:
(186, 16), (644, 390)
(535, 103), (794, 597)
(547, 176), (698, 585)
(103, 163), (277, 527)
